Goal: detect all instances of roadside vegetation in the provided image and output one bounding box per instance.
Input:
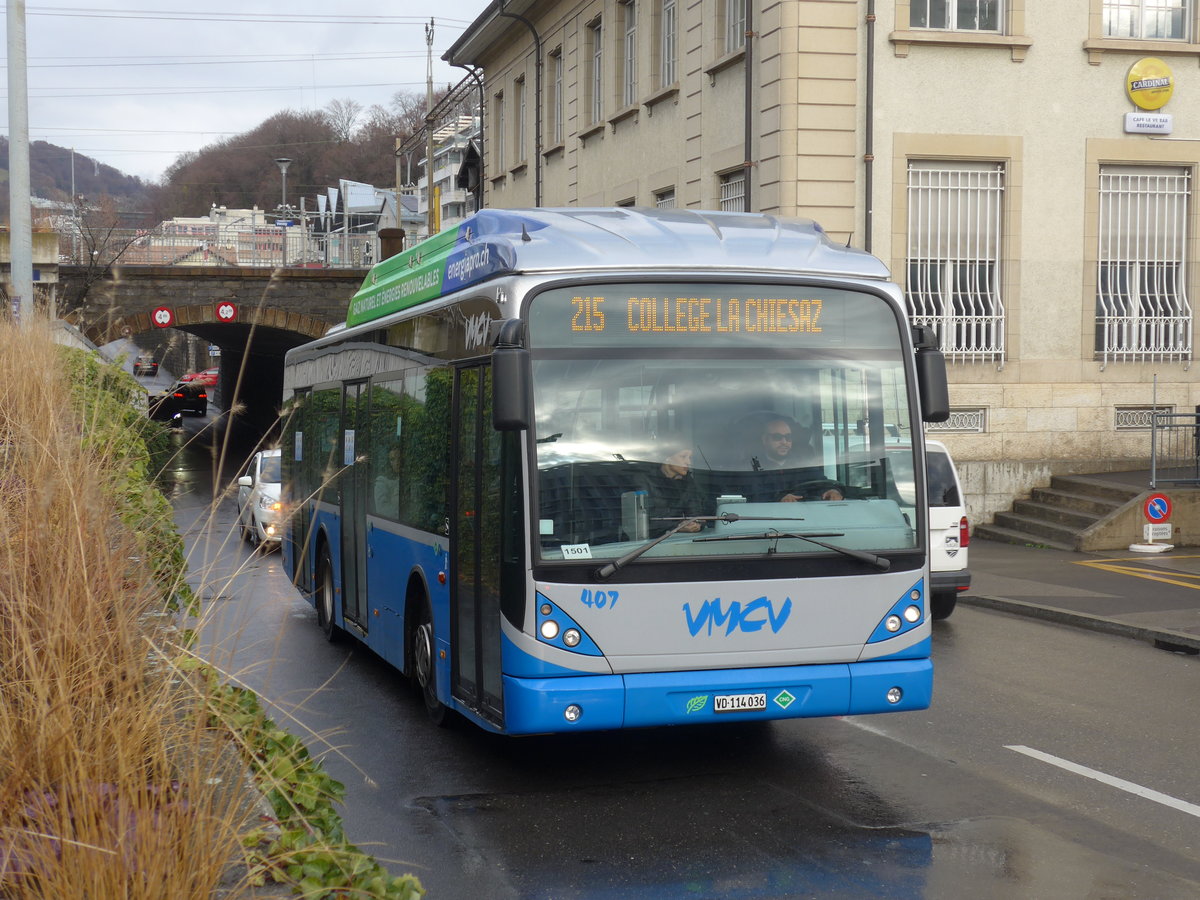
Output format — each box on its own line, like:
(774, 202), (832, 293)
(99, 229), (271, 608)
(0, 319), (423, 898)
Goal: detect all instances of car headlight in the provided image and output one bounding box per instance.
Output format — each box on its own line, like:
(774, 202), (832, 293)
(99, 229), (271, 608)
(258, 496), (282, 511)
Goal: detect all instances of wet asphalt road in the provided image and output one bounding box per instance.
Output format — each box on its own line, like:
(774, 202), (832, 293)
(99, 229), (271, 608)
(165, 426), (1200, 899)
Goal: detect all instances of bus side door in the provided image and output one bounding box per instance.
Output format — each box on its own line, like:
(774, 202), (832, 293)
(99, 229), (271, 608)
(451, 364), (504, 725)
(340, 381), (370, 629)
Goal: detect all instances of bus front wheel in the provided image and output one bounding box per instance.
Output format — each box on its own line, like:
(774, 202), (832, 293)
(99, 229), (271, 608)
(412, 597), (447, 726)
(316, 549), (342, 642)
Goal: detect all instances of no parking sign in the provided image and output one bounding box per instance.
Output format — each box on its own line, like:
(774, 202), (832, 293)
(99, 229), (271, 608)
(1143, 493), (1173, 543)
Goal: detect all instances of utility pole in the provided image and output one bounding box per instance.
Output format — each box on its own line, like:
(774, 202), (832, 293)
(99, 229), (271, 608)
(425, 18), (437, 238)
(7, 0), (34, 325)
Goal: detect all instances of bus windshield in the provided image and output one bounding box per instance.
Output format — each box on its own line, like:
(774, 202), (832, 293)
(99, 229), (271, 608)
(527, 282), (920, 564)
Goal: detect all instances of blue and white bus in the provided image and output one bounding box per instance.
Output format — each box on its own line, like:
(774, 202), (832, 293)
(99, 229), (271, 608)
(281, 208), (949, 735)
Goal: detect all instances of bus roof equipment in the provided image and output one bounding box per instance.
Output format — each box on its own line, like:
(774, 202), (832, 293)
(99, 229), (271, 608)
(345, 208), (891, 329)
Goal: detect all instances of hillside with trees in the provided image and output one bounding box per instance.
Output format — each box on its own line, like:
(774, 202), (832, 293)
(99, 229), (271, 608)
(4, 88), (448, 226)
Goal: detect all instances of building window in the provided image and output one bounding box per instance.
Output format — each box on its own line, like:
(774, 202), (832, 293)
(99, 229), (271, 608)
(725, 0), (747, 52)
(515, 76), (527, 162)
(550, 49), (564, 145)
(906, 161), (1006, 363)
(1096, 165), (1192, 364)
(659, 0), (677, 87)
(1103, 0), (1189, 39)
(493, 91), (505, 171)
(587, 18), (604, 124)
(910, 0), (1002, 31)
(719, 170), (745, 211)
(655, 187), (676, 208)
(621, 1), (638, 107)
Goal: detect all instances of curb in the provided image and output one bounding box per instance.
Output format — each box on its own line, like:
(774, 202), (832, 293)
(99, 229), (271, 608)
(960, 594), (1200, 654)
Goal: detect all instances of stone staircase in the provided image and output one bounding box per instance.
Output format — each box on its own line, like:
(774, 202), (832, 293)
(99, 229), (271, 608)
(974, 474), (1144, 552)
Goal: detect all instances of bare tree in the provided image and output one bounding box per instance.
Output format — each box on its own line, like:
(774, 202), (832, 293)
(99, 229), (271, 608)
(59, 196), (148, 318)
(323, 98), (364, 142)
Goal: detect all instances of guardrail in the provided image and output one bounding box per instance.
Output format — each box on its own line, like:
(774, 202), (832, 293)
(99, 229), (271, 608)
(58, 227), (379, 270)
(1150, 410), (1200, 487)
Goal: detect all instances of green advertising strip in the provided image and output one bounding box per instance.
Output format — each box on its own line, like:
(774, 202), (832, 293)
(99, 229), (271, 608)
(346, 225), (462, 328)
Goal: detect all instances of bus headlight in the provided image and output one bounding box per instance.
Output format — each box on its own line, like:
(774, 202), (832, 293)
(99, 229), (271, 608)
(564, 704), (583, 722)
(886, 687), (903, 704)
(540, 620), (560, 640)
(903, 605), (922, 623)
(885, 615), (902, 632)
(563, 628), (581, 647)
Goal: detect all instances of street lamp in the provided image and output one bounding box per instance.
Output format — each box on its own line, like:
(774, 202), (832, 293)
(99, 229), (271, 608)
(274, 158), (292, 212)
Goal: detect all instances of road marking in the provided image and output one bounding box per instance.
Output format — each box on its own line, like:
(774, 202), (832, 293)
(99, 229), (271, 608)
(1074, 555), (1200, 591)
(1007, 745), (1200, 819)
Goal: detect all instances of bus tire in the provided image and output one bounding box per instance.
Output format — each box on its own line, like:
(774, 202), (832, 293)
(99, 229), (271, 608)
(931, 590), (957, 620)
(411, 595), (447, 726)
(316, 547), (342, 642)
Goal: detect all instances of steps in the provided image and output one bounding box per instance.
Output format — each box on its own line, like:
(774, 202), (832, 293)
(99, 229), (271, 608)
(974, 475), (1143, 551)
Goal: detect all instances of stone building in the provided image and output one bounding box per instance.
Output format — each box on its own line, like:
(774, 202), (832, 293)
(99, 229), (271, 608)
(445, 0), (1200, 524)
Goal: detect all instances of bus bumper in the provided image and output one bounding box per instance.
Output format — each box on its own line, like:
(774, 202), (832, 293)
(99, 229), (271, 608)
(501, 659), (932, 734)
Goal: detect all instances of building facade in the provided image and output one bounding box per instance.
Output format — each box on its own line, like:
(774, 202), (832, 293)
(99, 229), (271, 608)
(446, 0), (1200, 524)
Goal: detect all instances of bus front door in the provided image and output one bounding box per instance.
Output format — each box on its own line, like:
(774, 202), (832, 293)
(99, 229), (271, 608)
(451, 365), (504, 725)
(340, 381), (370, 630)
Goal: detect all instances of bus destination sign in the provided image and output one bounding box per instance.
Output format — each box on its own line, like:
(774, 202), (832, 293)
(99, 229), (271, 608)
(572, 295), (824, 336)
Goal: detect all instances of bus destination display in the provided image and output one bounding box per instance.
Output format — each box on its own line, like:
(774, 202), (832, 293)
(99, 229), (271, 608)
(572, 295), (824, 336)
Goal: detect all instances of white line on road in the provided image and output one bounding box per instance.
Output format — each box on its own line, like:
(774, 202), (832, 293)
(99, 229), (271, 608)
(1007, 745), (1200, 819)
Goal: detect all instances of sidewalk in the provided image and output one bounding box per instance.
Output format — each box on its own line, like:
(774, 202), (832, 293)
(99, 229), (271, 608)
(962, 537), (1200, 653)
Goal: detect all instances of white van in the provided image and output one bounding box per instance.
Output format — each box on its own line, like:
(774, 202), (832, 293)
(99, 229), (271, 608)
(885, 439), (970, 620)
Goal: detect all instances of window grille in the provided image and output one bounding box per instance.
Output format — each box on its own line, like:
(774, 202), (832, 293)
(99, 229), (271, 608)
(1103, 0), (1189, 40)
(725, 0), (746, 52)
(906, 161), (1006, 363)
(660, 0), (677, 87)
(1116, 405), (1174, 429)
(1096, 165), (1192, 364)
(911, 0), (1002, 30)
(622, 1), (638, 107)
(655, 188), (676, 209)
(719, 171), (745, 212)
(925, 408), (987, 433)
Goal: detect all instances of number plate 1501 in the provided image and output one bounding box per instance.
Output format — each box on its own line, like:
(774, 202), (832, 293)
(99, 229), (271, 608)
(713, 692), (767, 713)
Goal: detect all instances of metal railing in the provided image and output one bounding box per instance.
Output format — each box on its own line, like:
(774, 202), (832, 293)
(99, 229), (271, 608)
(1150, 410), (1200, 487)
(58, 226), (379, 270)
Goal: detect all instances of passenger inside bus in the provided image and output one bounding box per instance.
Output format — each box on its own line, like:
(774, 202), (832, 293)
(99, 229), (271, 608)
(633, 445), (709, 534)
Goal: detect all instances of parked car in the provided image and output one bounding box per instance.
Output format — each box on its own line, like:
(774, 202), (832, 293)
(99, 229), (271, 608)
(148, 382), (208, 421)
(886, 439), (971, 620)
(237, 448), (283, 548)
(133, 354), (158, 377)
(180, 367), (219, 387)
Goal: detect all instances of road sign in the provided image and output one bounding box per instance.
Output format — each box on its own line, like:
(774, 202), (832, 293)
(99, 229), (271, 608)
(1144, 493), (1172, 522)
(152, 306), (174, 328)
(1144, 523), (1173, 542)
(216, 301), (238, 322)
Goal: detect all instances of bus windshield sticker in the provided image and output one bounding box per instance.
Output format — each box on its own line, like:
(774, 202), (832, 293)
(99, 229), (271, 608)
(560, 543), (593, 560)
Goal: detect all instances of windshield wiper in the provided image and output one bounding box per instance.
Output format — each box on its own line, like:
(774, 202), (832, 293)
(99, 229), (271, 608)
(694, 530), (891, 571)
(593, 512), (807, 580)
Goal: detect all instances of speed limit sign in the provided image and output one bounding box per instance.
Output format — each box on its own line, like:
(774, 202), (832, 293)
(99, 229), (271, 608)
(151, 306), (174, 328)
(215, 301), (238, 322)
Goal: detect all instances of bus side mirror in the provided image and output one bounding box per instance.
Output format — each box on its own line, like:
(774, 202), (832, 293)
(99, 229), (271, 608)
(912, 325), (950, 423)
(493, 345), (530, 431)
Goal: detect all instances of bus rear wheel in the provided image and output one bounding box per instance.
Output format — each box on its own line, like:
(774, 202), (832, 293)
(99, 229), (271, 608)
(411, 597), (446, 726)
(316, 549), (342, 642)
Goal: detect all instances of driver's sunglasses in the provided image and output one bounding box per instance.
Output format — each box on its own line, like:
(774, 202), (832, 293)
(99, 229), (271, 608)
(767, 432), (792, 441)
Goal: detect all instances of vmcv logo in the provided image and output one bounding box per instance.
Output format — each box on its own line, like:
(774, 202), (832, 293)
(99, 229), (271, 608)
(683, 596), (793, 637)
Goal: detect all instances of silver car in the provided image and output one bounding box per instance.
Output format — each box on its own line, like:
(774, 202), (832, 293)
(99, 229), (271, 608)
(237, 449), (283, 549)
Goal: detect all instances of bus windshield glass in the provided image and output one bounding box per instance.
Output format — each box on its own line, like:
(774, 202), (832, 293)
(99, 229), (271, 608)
(528, 282), (920, 564)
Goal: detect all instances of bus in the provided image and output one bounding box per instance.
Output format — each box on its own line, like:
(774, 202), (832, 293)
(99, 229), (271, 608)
(281, 207), (949, 736)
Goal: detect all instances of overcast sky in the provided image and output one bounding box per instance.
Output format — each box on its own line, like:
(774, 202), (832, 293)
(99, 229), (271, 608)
(2, 2), (489, 183)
